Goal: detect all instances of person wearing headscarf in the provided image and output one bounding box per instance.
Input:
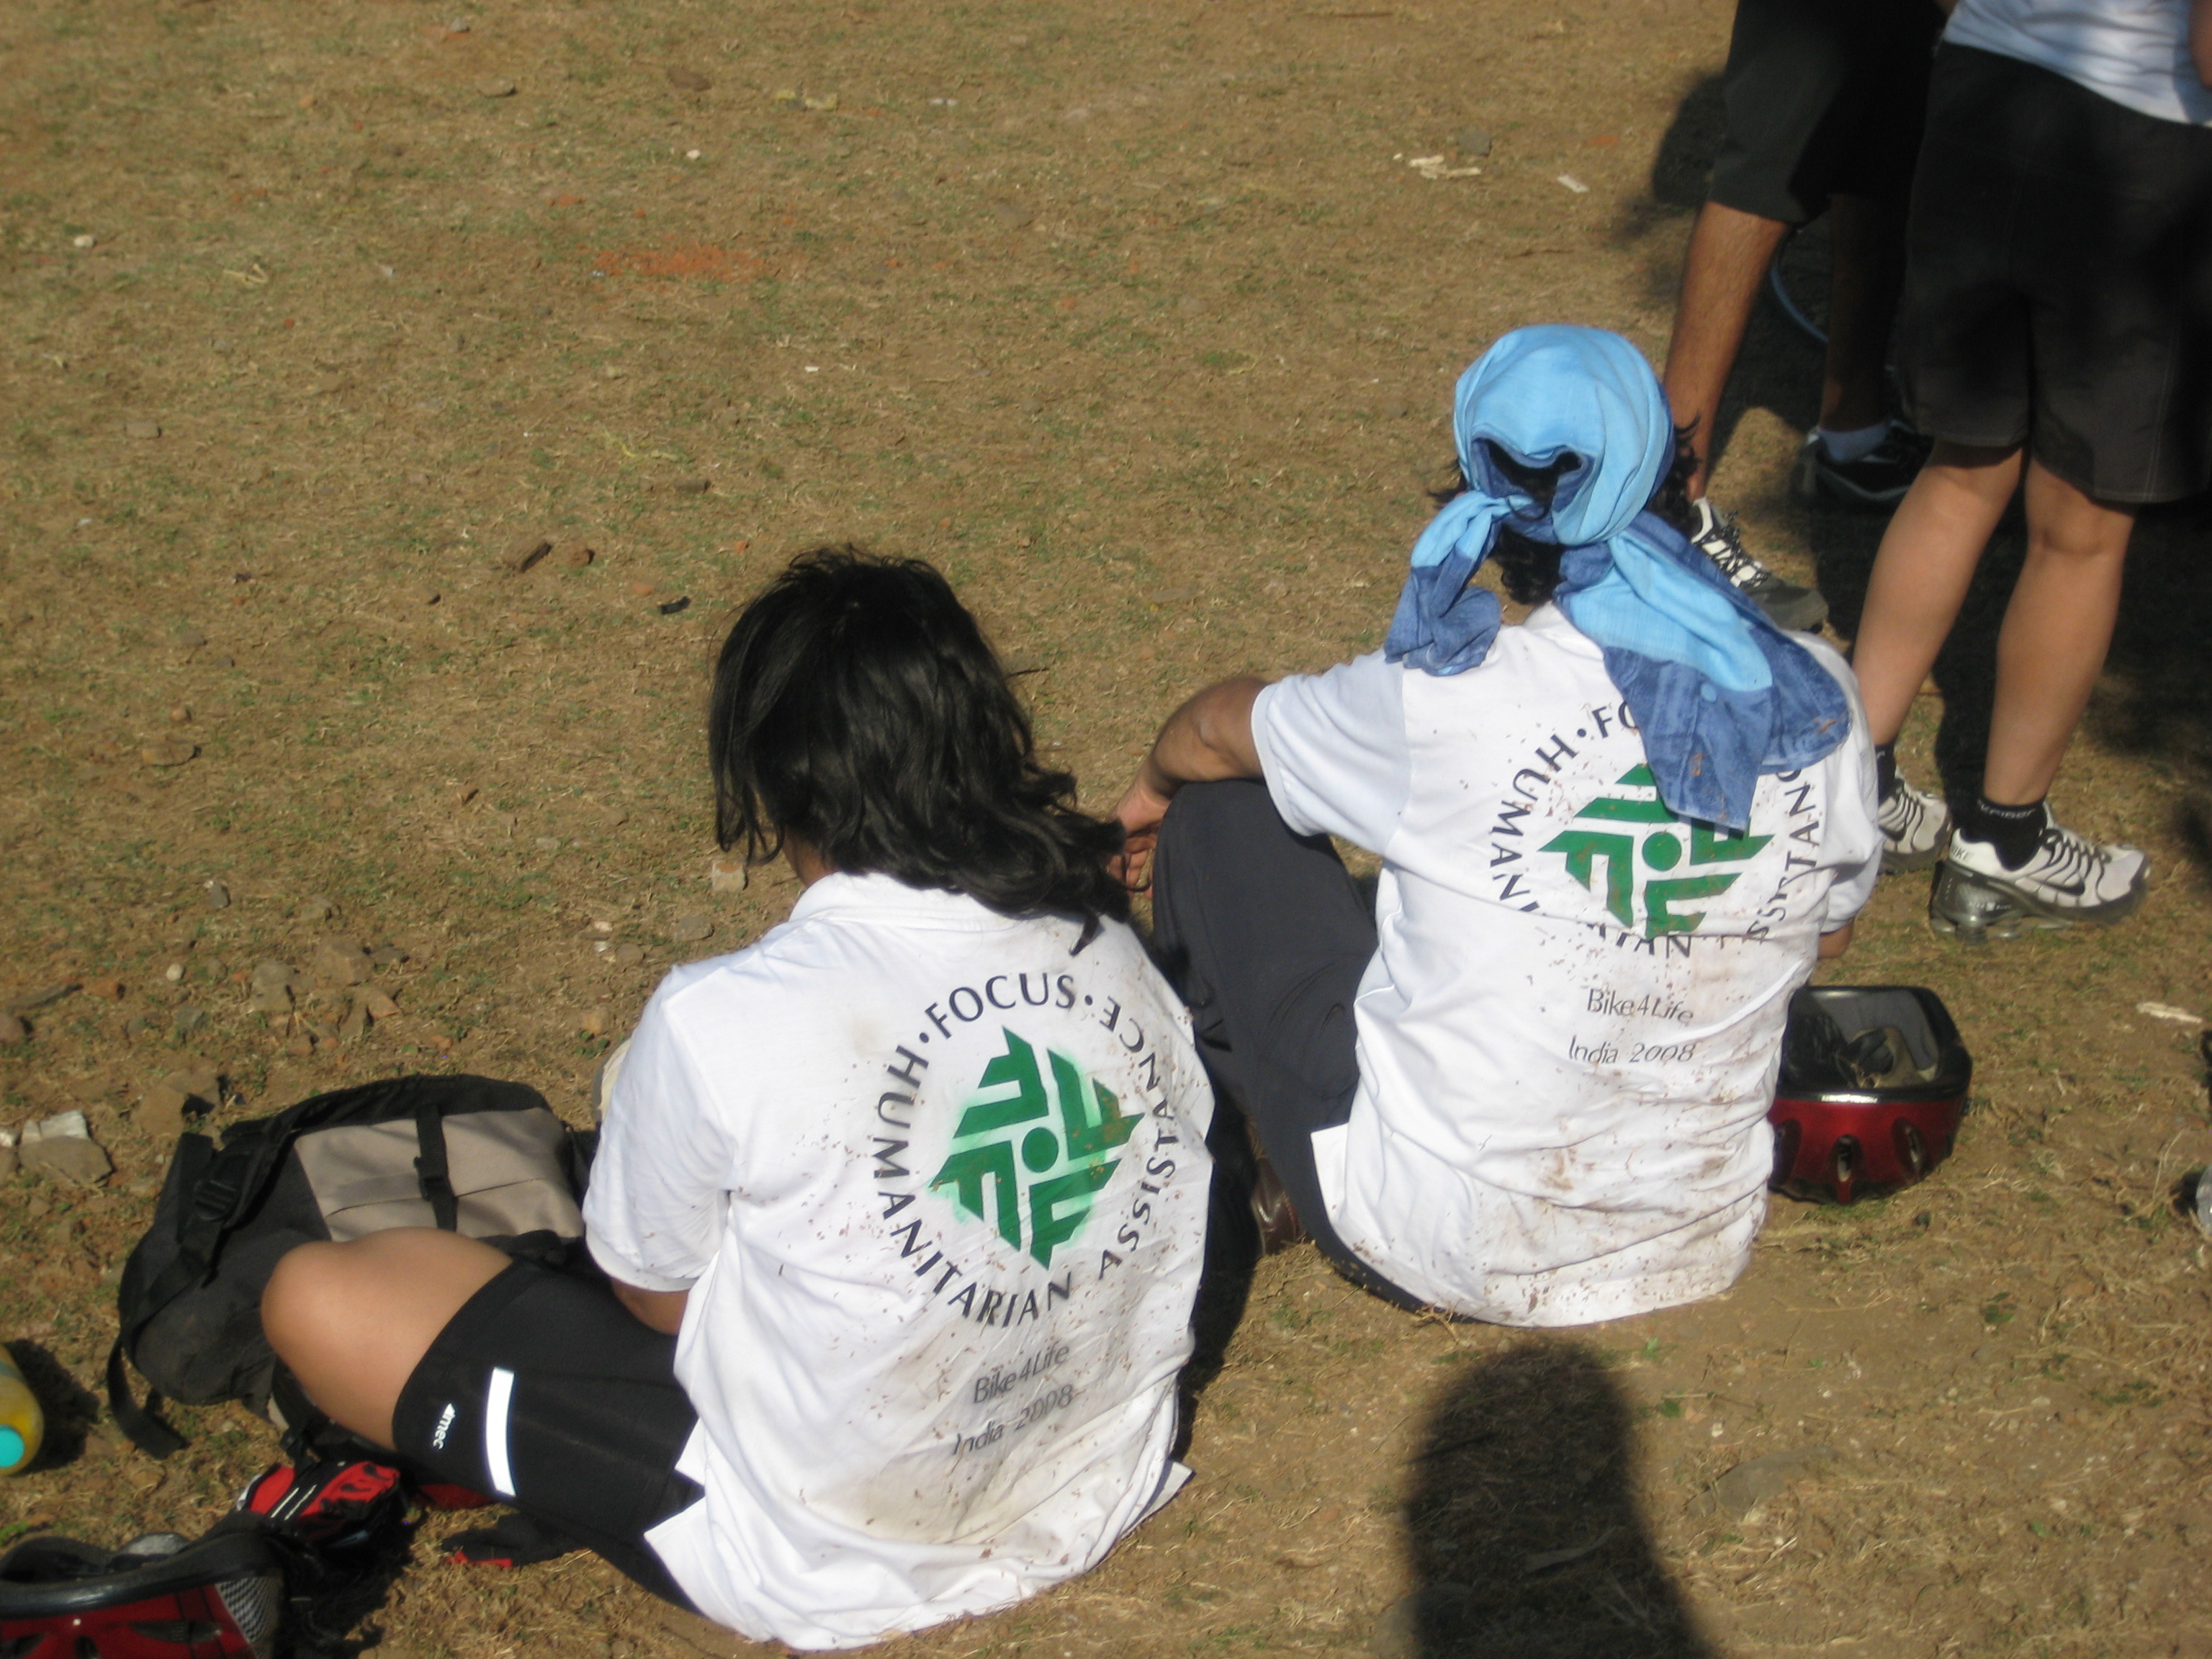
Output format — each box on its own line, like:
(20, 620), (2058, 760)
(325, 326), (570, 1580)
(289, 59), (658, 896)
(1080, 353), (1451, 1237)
(1115, 325), (1880, 1326)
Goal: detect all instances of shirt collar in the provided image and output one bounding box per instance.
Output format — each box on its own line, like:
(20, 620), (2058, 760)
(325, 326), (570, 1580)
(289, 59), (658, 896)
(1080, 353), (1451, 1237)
(787, 870), (1016, 929)
(1521, 600), (1604, 655)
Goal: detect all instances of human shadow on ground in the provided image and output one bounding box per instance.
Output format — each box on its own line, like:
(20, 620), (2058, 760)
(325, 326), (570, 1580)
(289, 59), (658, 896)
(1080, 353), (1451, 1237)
(1172, 1105), (1262, 1457)
(1387, 1340), (1716, 1659)
(1624, 73), (1727, 235)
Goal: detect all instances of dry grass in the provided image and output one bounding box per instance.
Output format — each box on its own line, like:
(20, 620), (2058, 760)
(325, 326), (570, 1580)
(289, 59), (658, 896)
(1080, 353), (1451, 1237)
(5, 1), (2212, 1655)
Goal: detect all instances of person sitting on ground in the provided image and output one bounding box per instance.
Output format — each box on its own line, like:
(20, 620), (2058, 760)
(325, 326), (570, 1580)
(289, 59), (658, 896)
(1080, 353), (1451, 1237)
(260, 550), (1217, 1650)
(1116, 326), (1880, 1326)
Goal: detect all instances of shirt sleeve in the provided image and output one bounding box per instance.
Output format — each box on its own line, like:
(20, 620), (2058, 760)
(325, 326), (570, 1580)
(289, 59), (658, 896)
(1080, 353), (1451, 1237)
(1249, 652), (1413, 854)
(581, 983), (734, 1292)
(1802, 641), (1883, 930)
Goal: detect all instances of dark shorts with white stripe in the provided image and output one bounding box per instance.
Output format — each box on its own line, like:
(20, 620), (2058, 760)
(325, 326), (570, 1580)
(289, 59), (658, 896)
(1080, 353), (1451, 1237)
(391, 1259), (702, 1606)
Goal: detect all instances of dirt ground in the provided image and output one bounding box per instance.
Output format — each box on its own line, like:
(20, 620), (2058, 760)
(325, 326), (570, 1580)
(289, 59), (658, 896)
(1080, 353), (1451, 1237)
(5, 0), (2212, 1655)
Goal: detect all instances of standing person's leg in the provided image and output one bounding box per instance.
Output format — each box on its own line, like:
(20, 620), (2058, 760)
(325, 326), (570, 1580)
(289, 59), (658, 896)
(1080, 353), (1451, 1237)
(1793, 0), (1942, 506)
(1982, 461), (2137, 806)
(1817, 194), (1903, 438)
(1847, 441), (2023, 747)
(1848, 444), (2149, 922)
(1853, 39), (2035, 871)
(1880, 46), (2190, 930)
(1147, 781), (1416, 1304)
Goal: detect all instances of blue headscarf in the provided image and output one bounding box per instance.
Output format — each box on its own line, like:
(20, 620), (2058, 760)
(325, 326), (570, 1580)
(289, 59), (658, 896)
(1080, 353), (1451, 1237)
(1383, 325), (1849, 832)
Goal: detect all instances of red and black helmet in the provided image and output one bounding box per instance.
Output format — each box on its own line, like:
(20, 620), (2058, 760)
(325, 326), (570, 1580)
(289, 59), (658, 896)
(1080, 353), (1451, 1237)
(1770, 985), (1973, 1204)
(0, 1526), (284, 1659)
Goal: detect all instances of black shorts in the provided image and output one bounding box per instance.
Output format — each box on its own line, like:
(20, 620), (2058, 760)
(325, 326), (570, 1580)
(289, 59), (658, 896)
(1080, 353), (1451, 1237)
(1897, 45), (2212, 504)
(392, 1260), (702, 1605)
(1707, 0), (1943, 225)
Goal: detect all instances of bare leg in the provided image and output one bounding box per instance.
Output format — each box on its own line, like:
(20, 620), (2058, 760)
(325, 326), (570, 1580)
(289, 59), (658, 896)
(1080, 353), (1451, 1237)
(1662, 200), (1791, 497)
(1981, 460), (2136, 804)
(1820, 194), (1907, 433)
(1849, 441), (2023, 745)
(262, 1229), (511, 1449)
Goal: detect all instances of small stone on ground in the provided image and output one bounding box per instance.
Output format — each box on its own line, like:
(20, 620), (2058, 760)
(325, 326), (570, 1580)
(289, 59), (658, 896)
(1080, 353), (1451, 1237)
(501, 536), (552, 573)
(313, 937), (373, 986)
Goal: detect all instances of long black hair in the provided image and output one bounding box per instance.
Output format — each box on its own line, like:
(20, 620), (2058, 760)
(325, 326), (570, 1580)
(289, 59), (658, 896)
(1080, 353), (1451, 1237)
(1429, 427), (1699, 606)
(709, 547), (1130, 931)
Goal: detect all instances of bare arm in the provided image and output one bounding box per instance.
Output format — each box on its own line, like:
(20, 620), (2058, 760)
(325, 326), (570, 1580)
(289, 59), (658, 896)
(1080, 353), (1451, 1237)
(1817, 920), (1854, 960)
(2195, 0), (2212, 86)
(612, 1278), (690, 1335)
(1112, 677), (1267, 889)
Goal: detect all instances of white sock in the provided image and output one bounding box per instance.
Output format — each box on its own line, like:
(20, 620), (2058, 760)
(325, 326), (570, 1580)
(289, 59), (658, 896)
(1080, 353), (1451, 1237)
(1815, 421), (1889, 464)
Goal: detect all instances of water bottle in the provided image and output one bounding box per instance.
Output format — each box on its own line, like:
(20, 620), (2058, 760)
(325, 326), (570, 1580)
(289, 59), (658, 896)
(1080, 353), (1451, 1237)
(0, 1346), (44, 1475)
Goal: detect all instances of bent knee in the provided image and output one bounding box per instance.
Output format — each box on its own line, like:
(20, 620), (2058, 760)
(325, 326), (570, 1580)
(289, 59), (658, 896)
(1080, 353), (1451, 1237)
(261, 1232), (431, 1352)
(261, 1241), (340, 1364)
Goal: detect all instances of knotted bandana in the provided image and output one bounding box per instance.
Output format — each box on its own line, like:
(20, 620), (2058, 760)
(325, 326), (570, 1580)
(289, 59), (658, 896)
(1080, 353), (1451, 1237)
(1382, 325), (1849, 831)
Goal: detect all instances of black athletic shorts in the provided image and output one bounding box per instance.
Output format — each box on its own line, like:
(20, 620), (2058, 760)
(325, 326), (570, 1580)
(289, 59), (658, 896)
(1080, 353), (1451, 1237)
(1896, 45), (2212, 504)
(1707, 0), (1943, 225)
(392, 1259), (702, 1606)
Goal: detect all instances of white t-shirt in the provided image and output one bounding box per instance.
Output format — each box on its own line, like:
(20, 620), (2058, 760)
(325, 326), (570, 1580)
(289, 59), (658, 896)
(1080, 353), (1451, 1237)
(583, 875), (1215, 1650)
(1947, 0), (2212, 126)
(1251, 605), (1880, 1327)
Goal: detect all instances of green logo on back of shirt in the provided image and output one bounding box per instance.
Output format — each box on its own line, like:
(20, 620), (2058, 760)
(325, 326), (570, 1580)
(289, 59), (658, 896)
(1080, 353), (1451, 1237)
(1538, 765), (1770, 937)
(930, 1028), (1139, 1269)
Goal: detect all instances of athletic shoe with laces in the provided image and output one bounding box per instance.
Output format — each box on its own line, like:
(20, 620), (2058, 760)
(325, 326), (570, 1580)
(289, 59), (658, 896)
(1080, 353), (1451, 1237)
(1929, 817), (2149, 941)
(1687, 498), (1829, 632)
(1791, 422), (1932, 510)
(1876, 776), (1951, 872)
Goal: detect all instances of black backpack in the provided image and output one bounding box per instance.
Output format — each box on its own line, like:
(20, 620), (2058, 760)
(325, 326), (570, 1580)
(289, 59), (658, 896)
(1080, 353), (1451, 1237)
(109, 1073), (593, 1458)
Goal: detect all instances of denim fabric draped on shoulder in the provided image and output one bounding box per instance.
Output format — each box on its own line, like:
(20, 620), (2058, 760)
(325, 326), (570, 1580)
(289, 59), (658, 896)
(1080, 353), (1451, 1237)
(1382, 324), (1849, 832)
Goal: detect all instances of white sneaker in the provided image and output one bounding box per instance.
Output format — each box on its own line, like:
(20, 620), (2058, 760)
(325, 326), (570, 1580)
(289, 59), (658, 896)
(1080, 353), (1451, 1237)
(1930, 816), (2149, 940)
(1687, 499), (1829, 632)
(1876, 777), (1951, 872)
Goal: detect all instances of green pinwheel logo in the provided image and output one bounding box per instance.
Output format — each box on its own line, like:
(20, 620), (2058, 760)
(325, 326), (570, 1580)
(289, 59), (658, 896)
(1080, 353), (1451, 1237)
(1539, 765), (1771, 936)
(930, 1028), (1139, 1268)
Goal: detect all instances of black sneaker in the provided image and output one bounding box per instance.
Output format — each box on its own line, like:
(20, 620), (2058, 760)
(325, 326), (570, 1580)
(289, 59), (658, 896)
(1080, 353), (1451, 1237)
(1792, 423), (1932, 510)
(1687, 498), (1829, 632)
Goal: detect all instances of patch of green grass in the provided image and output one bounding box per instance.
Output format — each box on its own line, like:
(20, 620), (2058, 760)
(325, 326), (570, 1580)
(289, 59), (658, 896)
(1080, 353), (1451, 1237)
(2090, 1379), (2163, 1408)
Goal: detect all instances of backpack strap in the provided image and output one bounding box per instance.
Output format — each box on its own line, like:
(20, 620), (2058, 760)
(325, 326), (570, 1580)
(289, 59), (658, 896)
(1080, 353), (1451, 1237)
(105, 1336), (186, 1459)
(413, 1099), (459, 1231)
(109, 1129), (292, 1458)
